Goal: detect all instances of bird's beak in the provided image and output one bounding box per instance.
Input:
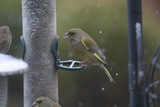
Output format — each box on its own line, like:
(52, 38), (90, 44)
(32, 101), (38, 107)
(63, 32), (69, 39)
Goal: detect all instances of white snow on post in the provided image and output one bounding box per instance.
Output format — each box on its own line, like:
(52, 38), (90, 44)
(135, 22), (141, 38)
(0, 54), (28, 76)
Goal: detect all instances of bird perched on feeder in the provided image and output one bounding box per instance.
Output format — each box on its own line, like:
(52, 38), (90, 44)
(63, 28), (114, 83)
(0, 26), (12, 54)
(32, 96), (61, 107)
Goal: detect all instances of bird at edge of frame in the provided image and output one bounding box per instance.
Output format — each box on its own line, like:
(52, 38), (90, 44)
(63, 28), (115, 83)
(0, 26), (12, 54)
(32, 96), (61, 107)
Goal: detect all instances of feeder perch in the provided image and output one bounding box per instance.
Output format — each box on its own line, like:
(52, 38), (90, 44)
(51, 36), (85, 71)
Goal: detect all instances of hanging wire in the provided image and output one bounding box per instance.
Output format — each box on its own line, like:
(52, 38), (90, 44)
(146, 46), (160, 107)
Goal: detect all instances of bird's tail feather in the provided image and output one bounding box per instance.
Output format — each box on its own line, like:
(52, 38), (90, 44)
(100, 64), (115, 83)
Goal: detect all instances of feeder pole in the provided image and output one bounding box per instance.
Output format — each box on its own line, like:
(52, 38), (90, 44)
(127, 0), (146, 107)
(22, 0), (58, 107)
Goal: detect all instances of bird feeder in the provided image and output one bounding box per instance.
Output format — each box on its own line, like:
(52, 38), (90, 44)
(0, 54), (28, 107)
(21, 35), (85, 71)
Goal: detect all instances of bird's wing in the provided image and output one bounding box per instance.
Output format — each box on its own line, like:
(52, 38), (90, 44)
(0, 38), (10, 52)
(82, 37), (106, 64)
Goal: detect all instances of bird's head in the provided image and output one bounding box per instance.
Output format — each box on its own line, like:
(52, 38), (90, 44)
(0, 26), (12, 36)
(32, 97), (54, 107)
(63, 28), (85, 42)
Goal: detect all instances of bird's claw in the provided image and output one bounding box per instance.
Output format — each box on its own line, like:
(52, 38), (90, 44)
(80, 61), (91, 67)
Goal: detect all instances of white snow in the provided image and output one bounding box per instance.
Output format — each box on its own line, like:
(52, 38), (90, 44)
(135, 22), (141, 38)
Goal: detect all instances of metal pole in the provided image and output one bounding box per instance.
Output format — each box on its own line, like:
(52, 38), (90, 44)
(22, 0), (58, 107)
(0, 77), (8, 107)
(127, 0), (146, 106)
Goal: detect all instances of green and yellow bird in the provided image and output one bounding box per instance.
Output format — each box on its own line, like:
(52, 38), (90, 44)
(32, 97), (61, 107)
(63, 28), (115, 83)
(0, 26), (12, 54)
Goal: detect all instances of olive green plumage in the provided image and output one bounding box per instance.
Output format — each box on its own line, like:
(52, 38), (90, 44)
(64, 28), (115, 83)
(32, 97), (61, 107)
(0, 26), (12, 54)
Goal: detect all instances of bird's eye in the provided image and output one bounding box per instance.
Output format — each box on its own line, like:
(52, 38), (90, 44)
(68, 32), (75, 35)
(37, 100), (44, 104)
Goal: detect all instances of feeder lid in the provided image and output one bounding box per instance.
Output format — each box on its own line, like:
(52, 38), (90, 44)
(0, 53), (28, 76)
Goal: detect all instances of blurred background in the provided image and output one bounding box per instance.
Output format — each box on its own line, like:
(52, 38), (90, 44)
(0, 0), (159, 107)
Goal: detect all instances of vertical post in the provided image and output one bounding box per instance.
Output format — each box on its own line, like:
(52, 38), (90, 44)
(127, 0), (146, 107)
(22, 0), (58, 107)
(0, 77), (8, 107)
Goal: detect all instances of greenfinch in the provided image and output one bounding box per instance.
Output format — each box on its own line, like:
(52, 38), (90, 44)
(63, 28), (114, 83)
(32, 96), (61, 107)
(0, 26), (12, 54)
